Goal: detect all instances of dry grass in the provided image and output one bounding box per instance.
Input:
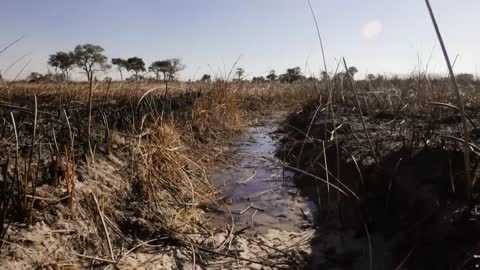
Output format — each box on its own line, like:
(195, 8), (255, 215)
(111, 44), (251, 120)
(5, 75), (478, 268)
(0, 79), (309, 268)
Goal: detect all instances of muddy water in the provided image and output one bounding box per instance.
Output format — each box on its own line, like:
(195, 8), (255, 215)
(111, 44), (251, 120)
(206, 113), (396, 269)
(207, 113), (316, 233)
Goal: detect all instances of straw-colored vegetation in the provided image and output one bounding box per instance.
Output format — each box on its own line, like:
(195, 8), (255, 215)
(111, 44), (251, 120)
(0, 1), (479, 269)
(0, 79), (313, 269)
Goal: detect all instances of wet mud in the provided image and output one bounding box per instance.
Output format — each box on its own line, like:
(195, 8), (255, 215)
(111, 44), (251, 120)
(206, 112), (316, 233)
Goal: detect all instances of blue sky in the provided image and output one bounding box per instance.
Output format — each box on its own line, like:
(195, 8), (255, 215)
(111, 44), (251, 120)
(1, 0), (479, 80)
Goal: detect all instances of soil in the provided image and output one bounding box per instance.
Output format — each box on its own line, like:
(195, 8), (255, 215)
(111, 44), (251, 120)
(279, 102), (480, 269)
(0, 107), (313, 269)
(5, 84), (480, 269)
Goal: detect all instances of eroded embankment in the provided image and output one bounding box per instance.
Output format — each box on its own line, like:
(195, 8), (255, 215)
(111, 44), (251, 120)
(0, 85), (248, 269)
(0, 83), (314, 270)
(280, 103), (480, 269)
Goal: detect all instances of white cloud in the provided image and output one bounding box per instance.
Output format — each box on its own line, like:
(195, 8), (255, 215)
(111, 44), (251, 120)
(362, 20), (383, 39)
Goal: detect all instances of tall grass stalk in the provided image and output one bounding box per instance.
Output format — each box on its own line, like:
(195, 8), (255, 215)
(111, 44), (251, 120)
(425, 0), (471, 199)
(342, 58), (378, 165)
(307, 0), (328, 74)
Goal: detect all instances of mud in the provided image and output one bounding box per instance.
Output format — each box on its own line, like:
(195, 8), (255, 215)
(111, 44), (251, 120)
(206, 112), (316, 233)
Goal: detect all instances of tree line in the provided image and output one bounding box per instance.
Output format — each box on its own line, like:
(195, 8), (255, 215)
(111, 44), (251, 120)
(236, 66), (359, 83)
(29, 42), (363, 84)
(29, 43), (477, 84)
(30, 43), (185, 83)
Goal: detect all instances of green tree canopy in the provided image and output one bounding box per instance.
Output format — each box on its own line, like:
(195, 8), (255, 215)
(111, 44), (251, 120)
(252, 76), (265, 83)
(111, 58), (128, 80)
(149, 59), (184, 81)
(266, 70), (277, 81)
(235, 67), (245, 80)
(201, 74), (211, 82)
(279, 67), (303, 83)
(126, 57), (146, 77)
(48, 51), (75, 81)
(74, 44), (109, 82)
(149, 60), (171, 81)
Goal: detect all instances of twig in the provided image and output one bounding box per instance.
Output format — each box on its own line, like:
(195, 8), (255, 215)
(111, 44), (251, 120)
(92, 194), (115, 261)
(247, 188), (278, 200)
(394, 245), (416, 270)
(115, 238), (164, 265)
(364, 223), (373, 270)
(251, 210), (258, 226)
(75, 253), (116, 264)
(236, 170), (257, 184)
(233, 203), (253, 215)
(251, 205), (265, 212)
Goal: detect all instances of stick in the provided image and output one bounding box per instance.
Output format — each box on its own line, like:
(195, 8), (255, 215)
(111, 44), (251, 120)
(233, 203), (253, 215)
(237, 170), (257, 184)
(251, 210), (258, 226)
(364, 223), (373, 270)
(92, 194), (115, 260)
(75, 253), (116, 264)
(247, 188), (278, 200)
(251, 205), (265, 212)
(394, 245), (416, 270)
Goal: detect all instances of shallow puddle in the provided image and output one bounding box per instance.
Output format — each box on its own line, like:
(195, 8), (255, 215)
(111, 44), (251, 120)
(207, 113), (316, 233)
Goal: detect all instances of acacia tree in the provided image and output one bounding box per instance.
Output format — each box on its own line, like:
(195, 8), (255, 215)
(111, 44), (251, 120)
(201, 74), (211, 82)
(252, 76), (265, 83)
(149, 60), (170, 81)
(126, 57), (146, 78)
(74, 44), (109, 82)
(111, 58), (128, 80)
(48, 51), (75, 81)
(149, 59), (185, 97)
(266, 70), (277, 81)
(235, 67), (245, 80)
(166, 58), (185, 80)
(279, 67), (303, 83)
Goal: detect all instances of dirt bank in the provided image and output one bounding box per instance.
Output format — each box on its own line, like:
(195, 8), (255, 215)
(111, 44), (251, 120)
(280, 97), (480, 269)
(0, 81), (313, 269)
